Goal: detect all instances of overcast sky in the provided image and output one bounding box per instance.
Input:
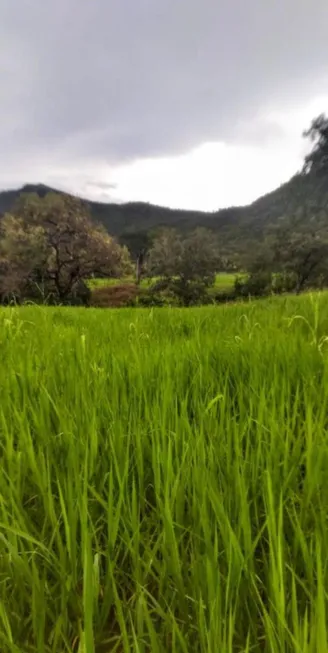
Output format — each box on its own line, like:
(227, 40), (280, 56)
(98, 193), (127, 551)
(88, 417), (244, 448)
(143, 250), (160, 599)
(1, 0), (328, 210)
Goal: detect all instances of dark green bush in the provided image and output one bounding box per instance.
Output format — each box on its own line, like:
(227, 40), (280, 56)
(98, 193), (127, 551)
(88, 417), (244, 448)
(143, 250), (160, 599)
(234, 272), (273, 298)
(272, 272), (298, 294)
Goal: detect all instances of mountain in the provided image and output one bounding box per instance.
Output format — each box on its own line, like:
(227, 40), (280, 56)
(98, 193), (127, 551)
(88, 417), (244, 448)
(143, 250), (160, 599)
(0, 182), (244, 233)
(0, 175), (327, 256)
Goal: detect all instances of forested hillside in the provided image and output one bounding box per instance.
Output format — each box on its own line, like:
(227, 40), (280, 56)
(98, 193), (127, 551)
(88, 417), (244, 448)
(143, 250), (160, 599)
(1, 171), (327, 257)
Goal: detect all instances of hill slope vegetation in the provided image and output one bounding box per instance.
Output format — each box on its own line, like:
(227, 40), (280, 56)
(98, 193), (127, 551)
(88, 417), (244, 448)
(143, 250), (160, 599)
(0, 173), (327, 256)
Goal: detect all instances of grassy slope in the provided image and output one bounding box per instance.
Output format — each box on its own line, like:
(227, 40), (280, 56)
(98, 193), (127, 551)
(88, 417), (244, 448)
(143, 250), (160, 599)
(0, 295), (328, 651)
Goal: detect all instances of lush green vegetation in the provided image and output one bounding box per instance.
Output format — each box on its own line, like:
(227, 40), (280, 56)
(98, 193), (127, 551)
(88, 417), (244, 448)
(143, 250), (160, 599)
(213, 272), (237, 290)
(88, 273), (240, 308)
(88, 272), (237, 291)
(0, 172), (327, 262)
(1, 293), (328, 652)
(1, 116), (328, 307)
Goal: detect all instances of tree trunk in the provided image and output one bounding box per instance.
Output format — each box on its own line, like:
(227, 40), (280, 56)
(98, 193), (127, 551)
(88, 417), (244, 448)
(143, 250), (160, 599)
(295, 274), (305, 295)
(136, 251), (144, 285)
(136, 257), (141, 285)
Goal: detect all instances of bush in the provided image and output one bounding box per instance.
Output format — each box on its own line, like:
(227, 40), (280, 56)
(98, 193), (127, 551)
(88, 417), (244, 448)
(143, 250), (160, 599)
(272, 272), (298, 295)
(0, 278), (92, 306)
(90, 284), (139, 308)
(170, 280), (212, 306)
(139, 279), (212, 307)
(234, 272), (273, 298)
(137, 291), (167, 307)
(137, 281), (177, 307)
(213, 289), (239, 304)
(61, 280), (91, 306)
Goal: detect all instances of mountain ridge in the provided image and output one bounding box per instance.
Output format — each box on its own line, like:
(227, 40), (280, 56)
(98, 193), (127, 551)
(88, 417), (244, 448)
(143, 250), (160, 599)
(0, 173), (327, 255)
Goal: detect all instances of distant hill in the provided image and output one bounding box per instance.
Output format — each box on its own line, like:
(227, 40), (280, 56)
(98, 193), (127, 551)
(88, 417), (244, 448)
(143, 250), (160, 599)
(0, 175), (327, 256)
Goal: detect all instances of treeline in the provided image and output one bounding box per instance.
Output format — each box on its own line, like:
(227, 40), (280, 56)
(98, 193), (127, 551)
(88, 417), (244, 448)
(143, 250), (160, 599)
(0, 113), (328, 307)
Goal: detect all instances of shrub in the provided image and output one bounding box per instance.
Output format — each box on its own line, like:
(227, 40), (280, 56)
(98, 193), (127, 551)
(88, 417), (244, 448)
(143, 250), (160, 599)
(64, 280), (91, 306)
(137, 286), (178, 307)
(169, 280), (213, 306)
(90, 284), (139, 308)
(0, 278), (91, 306)
(138, 279), (212, 307)
(273, 272), (298, 295)
(235, 272), (273, 298)
(137, 291), (167, 307)
(214, 289), (239, 304)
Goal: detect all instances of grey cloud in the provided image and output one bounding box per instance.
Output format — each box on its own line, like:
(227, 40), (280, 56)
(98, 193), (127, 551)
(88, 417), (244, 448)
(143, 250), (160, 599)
(1, 0), (328, 187)
(85, 181), (117, 191)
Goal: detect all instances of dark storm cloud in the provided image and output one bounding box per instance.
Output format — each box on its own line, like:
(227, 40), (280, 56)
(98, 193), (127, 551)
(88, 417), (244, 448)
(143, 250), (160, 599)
(1, 0), (328, 178)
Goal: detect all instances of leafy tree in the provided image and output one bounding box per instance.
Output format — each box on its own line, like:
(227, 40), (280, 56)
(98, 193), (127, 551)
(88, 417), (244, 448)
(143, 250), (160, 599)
(146, 228), (184, 280)
(240, 242), (274, 276)
(272, 209), (328, 293)
(303, 114), (328, 176)
(234, 271), (272, 298)
(0, 192), (132, 303)
(147, 228), (219, 283)
(119, 230), (153, 284)
(146, 227), (220, 305)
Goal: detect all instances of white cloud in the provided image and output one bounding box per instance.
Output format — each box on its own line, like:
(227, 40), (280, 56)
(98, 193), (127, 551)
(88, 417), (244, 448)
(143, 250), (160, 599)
(2, 0), (328, 212)
(85, 96), (328, 210)
(107, 141), (295, 211)
(1, 97), (328, 211)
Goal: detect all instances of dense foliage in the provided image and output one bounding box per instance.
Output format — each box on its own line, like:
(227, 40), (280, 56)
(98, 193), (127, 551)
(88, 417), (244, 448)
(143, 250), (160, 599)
(303, 113), (328, 176)
(0, 192), (132, 304)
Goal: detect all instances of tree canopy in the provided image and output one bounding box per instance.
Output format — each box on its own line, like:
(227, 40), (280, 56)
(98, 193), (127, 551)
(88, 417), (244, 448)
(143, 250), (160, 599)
(303, 113), (328, 177)
(0, 192), (132, 303)
(147, 227), (220, 286)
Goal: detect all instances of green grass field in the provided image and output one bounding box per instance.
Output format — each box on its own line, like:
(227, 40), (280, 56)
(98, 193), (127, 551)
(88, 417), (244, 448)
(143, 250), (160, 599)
(88, 272), (238, 291)
(0, 294), (328, 652)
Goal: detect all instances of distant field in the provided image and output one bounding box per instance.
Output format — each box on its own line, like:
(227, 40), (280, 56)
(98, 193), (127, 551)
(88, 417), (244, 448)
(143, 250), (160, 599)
(0, 294), (328, 651)
(88, 271), (238, 290)
(88, 275), (133, 288)
(214, 271), (238, 289)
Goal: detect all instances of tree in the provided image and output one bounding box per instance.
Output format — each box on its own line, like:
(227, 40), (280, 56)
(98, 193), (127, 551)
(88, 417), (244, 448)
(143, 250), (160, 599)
(236, 198), (328, 297)
(0, 192), (132, 304)
(271, 209), (328, 293)
(147, 228), (184, 280)
(146, 227), (220, 304)
(234, 271), (273, 298)
(303, 114), (328, 177)
(147, 228), (220, 283)
(119, 230), (153, 285)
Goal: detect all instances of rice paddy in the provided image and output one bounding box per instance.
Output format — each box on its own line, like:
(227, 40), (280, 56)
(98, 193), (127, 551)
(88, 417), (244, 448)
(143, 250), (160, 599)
(0, 293), (327, 652)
